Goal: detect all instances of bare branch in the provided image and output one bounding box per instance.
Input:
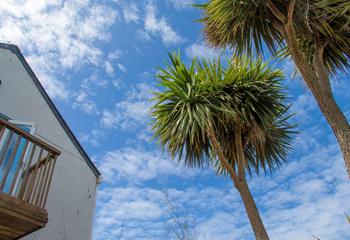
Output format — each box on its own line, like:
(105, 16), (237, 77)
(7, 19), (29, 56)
(266, 0), (287, 24)
(305, 0), (313, 33)
(311, 234), (321, 240)
(273, 19), (286, 35)
(163, 190), (198, 240)
(282, 6), (320, 92)
(287, 0), (296, 24)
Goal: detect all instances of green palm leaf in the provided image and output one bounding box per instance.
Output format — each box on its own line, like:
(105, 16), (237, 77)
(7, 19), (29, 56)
(198, 0), (350, 74)
(151, 53), (295, 174)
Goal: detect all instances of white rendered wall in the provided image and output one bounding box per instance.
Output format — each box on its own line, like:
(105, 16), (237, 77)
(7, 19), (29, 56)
(0, 48), (98, 240)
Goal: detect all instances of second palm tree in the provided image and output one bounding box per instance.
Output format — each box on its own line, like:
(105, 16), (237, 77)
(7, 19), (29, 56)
(152, 54), (294, 240)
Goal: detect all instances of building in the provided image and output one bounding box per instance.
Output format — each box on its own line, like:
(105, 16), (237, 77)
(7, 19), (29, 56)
(0, 43), (100, 240)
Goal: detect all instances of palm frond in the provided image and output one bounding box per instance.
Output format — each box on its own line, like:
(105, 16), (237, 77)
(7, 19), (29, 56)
(198, 0), (350, 74)
(151, 52), (295, 175)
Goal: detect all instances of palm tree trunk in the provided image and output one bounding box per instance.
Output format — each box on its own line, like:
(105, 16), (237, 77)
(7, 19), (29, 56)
(235, 178), (269, 240)
(234, 129), (269, 240)
(312, 41), (350, 178)
(207, 127), (269, 240)
(286, 24), (350, 178)
(267, 0), (350, 178)
(305, 74), (350, 177)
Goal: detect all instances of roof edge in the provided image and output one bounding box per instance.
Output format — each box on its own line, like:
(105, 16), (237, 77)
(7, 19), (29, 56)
(0, 42), (101, 177)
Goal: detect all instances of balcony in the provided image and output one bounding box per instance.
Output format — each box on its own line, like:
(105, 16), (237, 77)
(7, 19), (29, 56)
(0, 119), (60, 240)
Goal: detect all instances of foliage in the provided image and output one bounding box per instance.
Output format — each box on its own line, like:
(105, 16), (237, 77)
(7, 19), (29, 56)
(151, 53), (294, 175)
(197, 0), (350, 73)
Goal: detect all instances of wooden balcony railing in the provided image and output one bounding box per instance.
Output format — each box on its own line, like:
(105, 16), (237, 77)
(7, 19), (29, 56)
(0, 119), (61, 239)
(0, 119), (60, 208)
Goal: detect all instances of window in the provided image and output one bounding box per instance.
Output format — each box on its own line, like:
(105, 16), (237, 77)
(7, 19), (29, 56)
(0, 120), (37, 195)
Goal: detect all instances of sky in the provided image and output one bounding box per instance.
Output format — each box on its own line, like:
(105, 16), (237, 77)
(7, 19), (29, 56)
(1, 0), (350, 239)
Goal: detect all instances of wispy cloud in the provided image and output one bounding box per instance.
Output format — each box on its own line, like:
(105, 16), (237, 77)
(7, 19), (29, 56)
(0, 0), (117, 99)
(105, 61), (115, 77)
(95, 148), (350, 239)
(168, 0), (194, 10)
(79, 129), (105, 147)
(100, 83), (154, 129)
(186, 42), (221, 59)
(290, 92), (318, 123)
(117, 63), (127, 74)
(94, 185), (244, 240)
(108, 49), (124, 60)
(97, 147), (197, 184)
(123, 3), (139, 23)
(95, 187), (167, 239)
(72, 90), (99, 115)
(141, 2), (183, 45)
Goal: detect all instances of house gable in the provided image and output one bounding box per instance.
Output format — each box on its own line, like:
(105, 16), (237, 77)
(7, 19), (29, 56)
(0, 43), (100, 178)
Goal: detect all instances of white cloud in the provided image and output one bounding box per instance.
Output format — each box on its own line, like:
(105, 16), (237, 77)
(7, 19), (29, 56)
(112, 79), (122, 89)
(108, 49), (123, 60)
(290, 92), (317, 122)
(94, 139), (350, 240)
(281, 57), (299, 81)
(79, 129), (105, 147)
(72, 90), (99, 114)
(72, 72), (113, 115)
(143, 2), (183, 45)
(117, 63), (127, 74)
(137, 125), (154, 142)
(197, 212), (250, 240)
(0, 0), (117, 99)
(267, 176), (350, 239)
(105, 61), (115, 76)
(95, 187), (168, 240)
(186, 42), (220, 59)
(250, 147), (350, 240)
(81, 73), (109, 92)
(94, 185), (244, 240)
(98, 147), (197, 184)
(123, 3), (139, 23)
(105, 50), (126, 77)
(100, 110), (118, 128)
(168, 0), (194, 9)
(100, 83), (154, 129)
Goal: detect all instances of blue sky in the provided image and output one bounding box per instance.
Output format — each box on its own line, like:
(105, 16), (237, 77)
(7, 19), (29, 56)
(1, 0), (350, 239)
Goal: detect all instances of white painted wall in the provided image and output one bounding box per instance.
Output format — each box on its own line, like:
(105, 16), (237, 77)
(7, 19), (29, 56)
(0, 47), (98, 240)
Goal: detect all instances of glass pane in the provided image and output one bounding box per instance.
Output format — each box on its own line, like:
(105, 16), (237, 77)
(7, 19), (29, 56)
(16, 124), (31, 133)
(2, 137), (29, 193)
(0, 123), (34, 195)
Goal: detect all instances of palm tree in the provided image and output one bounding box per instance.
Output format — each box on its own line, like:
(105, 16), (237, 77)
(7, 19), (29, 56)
(151, 53), (294, 239)
(197, 0), (350, 177)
